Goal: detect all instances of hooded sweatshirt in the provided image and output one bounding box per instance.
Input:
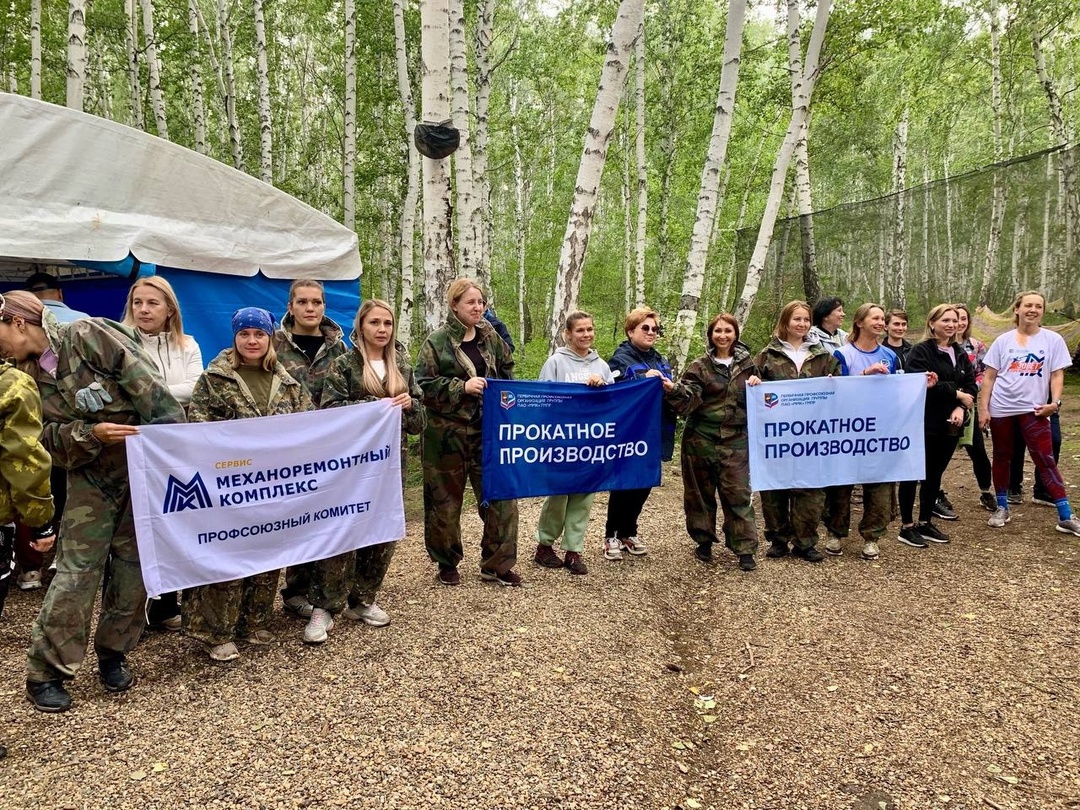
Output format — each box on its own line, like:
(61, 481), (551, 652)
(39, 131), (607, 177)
(539, 347), (615, 385)
(135, 328), (203, 406)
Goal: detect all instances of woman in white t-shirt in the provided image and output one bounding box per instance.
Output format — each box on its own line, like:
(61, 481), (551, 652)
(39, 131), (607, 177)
(978, 291), (1080, 536)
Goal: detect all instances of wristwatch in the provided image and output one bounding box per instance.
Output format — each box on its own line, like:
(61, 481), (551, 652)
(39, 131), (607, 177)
(1054, 399), (1063, 409)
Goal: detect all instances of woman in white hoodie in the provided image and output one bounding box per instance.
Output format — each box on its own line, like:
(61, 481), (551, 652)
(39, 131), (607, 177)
(121, 276), (203, 630)
(122, 277), (203, 407)
(533, 311), (614, 575)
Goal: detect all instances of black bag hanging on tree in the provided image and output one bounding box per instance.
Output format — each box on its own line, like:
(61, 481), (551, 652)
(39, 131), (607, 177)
(414, 119), (460, 159)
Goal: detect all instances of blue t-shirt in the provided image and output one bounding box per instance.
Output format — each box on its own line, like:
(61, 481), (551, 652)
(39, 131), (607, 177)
(833, 343), (898, 377)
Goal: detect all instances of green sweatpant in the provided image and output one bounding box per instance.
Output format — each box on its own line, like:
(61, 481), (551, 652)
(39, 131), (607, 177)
(535, 493), (595, 553)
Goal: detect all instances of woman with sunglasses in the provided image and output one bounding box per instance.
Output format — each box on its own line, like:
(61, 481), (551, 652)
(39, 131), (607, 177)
(602, 307), (675, 561)
(0, 291), (184, 713)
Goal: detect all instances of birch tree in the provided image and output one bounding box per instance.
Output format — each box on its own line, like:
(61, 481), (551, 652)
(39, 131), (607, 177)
(734, 0), (831, 323)
(421, 0), (455, 330)
(253, 0), (273, 182)
(633, 19), (647, 310)
(449, 0), (479, 279)
(187, 0), (208, 154)
(30, 0), (41, 98)
(472, 0), (497, 291)
(546, 0), (646, 351)
(141, 0), (169, 138)
(888, 110), (908, 309)
(67, 0), (87, 110)
(978, 0), (1004, 306)
(343, 0), (357, 226)
(125, 0), (143, 127)
(217, 0), (244, 170)
(511, 81), (527, 354)
(393, 0), (419, 338)
(787, 0), (818, 306)
(670, 0), (746, 373)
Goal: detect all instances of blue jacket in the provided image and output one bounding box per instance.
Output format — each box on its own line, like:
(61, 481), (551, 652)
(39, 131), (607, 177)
(608, 339), (676, 461)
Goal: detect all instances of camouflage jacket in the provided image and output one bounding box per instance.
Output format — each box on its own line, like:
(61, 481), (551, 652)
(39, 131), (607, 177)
(667, 345), (758, 444)
(188, 350), (314, 423)
(415, 316), (514, 430)
(322, 337), (425, 437)
(754, 337), (839, 382)
(0, 362), (54, 527)
(272, 315), (346, 404)
(35, 313), (186, 470)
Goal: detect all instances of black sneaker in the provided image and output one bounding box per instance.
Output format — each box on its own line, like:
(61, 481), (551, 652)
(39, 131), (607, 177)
(765, 541), (789, 559)
(99, 655), (135, 693)
(1032, 491), (1056, 507)
(738, 554), (756, 572)
(479, 568), (523, 587)
(937, 490), (955, 511)
(1006, 490), (1022, 505)
(979, 492), (998, 512)
(694, 543), (713, 562)
(897, 526), (928, 548)
(932, 499), (958, 521)
(437, 565), (460, 586)
(791, 546), (825, 563)
(27, 679), (72, 713)
(915, 522), (950, 544)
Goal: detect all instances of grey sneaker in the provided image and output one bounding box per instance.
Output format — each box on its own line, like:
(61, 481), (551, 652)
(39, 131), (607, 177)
(1055, 518), (1080, 537)
(603, 537), (623, 561)
(208, 642), (239, 662)
(283, 595), (314, 619)
(244, 630), (275, 645)
(824, 534), (844, 556)
(343, 602), (390, 627)
(861, 541), (880, 560)
(303, 609), (335, 643)
(987, 507), (1010, 528)
(620, 536), (647, 556)
(17, 570), (42, 590)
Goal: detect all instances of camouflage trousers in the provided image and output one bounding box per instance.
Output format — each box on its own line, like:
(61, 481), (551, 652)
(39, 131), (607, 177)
(760, 489), (826, 551)
(280, 561), (313, 602)
(681, 441), (759, 556)
(182, 569), (279, 646)
(823, 482), (893, 541)
(26, 471), (145, 682)
(422, 423), (518, 574)
(309, 541), (397, 613)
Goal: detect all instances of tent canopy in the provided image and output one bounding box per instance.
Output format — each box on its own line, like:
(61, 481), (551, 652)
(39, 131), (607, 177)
(0, 94), (363, 354)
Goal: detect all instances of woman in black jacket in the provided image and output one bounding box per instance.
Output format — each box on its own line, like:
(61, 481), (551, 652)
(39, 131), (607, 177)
(897, 304), (977, 547)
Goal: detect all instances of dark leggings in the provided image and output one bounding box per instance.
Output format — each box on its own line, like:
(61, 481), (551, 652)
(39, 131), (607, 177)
(900, 434), (960, 524)
(1009, 413), (1061, 494)
(605, 488), (653, 539)
(963, 417), (992, 490)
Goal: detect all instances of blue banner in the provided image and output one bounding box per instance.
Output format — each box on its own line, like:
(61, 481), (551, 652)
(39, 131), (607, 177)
(746, 373), (927, 490)
(482, 378), (662, 500)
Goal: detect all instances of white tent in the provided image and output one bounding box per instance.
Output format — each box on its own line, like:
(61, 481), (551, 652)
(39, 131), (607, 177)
(0, 93), (362, 280)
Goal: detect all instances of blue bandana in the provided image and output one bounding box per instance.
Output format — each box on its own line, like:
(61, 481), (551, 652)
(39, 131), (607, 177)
(231, 307), (275, 336)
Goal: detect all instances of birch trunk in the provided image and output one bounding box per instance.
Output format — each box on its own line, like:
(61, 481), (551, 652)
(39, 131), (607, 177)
(978, 0), (1004, 306)
(944, 151), (954, 280)
(343, 0), (356, 225)
(448, 0), (479, 280)
(671, 0), (746, 373)
(889, 110), (908, 309)
(634, 19), (647, 313)
(217, 0), (244, 170)
(125, 0), (143, 127)
(393, 0), (419, 339)
(921, 157), (930, 305)
(547, 0), (646, 351)
(622, 129), (633, 316)
(421, 0), (455, 330)
(1040, 147), (1053, 290)
(511, 82), (527, 354)
(1011, 211), (1025, 290)
(141, 0), (168, 138)
(253, 0), (273, 182)
(67, 0), (87, 111)
(30, 0), (42, 98)
(734, 0), (831, 322)
(786, 0), (818, 306)
(187, 0), (208, 154)
(473, 0), (496, 291)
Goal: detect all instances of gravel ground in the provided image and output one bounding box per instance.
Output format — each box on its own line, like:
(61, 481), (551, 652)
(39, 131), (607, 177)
(1, 410), (1079, 809)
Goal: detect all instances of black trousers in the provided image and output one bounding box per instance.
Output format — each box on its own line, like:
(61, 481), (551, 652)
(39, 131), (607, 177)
(900, 434), (960, 524)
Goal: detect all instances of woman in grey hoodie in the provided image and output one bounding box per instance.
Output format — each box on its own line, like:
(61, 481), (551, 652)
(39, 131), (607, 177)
(533, 311), (614, 575)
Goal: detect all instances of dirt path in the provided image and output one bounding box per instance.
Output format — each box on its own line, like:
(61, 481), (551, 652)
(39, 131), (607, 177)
(1, 406), (1079, 809)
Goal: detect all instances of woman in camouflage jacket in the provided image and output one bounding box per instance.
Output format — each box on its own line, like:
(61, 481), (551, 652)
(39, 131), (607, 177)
(0, 291), (184, 713)
(754, 301), (840, 562)
(182, 308), (313, 662)
(668, 313), (761, 572)
(301, 300), (425, 644)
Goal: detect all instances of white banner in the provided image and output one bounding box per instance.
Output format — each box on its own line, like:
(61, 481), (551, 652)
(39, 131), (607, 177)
(127, 401), (404, 597)
(747, 374), (927, 491)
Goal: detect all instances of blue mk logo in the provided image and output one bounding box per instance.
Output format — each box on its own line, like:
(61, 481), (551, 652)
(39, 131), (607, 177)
(162, 472), (213, 514)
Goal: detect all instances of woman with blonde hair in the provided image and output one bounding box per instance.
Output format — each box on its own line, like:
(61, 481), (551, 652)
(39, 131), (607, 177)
(303, 300), (424, 643)
(415, 278), (520, 586)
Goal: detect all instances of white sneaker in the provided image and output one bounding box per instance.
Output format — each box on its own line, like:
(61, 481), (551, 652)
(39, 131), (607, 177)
(283, 595), (314, 619)
(1056, 517), (1080, 537)
(824, 534), (844, 556)
(988, 507), (1010, 528)
(861, 541), (880, 560)
(303, 608), (334, 644)
(620, 536), (647, 556)
(603, 537), (623, 561)
(208, 642), (239, 662)
(343, 602), (390, 627)
(17, 570), (42, 590)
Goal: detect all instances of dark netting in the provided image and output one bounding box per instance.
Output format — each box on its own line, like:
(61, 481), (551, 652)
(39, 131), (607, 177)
(730, 144), (1080, 343)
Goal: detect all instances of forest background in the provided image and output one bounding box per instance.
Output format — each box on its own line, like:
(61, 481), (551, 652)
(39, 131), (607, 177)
(1, 0), (1078, 374)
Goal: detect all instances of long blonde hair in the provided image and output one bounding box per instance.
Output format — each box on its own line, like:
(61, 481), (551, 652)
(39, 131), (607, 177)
(122, 277), (188, 345)
(355, 300), (406, 397)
